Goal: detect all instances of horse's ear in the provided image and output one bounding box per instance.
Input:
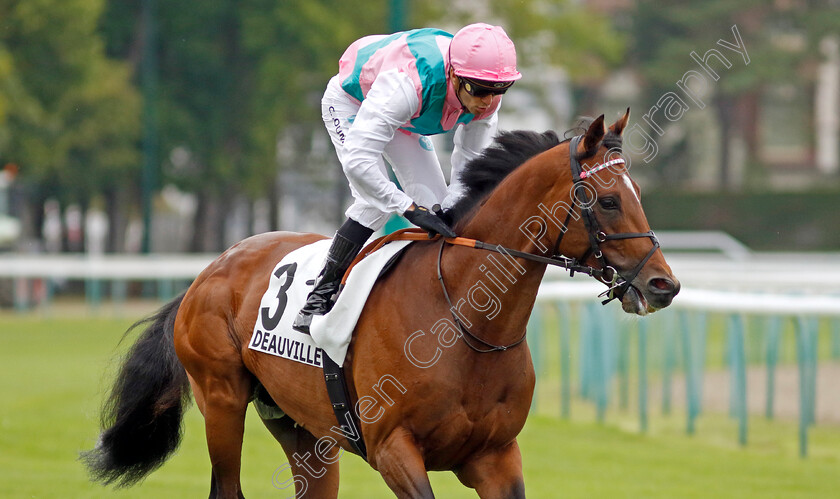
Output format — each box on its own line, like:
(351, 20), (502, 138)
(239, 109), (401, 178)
(609, 107), (631, 136)
(582, 114), (605, 153)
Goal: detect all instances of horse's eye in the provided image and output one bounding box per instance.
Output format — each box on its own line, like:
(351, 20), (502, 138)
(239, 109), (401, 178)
(599, 197), (620, 210)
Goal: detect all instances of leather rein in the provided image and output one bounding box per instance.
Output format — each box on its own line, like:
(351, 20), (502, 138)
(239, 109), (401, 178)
(435, 135), (660, 353)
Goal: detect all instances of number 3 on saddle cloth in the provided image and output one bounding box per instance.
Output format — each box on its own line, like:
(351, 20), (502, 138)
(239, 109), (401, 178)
(248, 236), (411, 460)
(249, 238), (411, 368)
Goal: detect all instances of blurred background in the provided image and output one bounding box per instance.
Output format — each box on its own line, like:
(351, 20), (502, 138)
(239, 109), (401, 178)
(2, 2), (840, 497)
(1, 0), (838, 259)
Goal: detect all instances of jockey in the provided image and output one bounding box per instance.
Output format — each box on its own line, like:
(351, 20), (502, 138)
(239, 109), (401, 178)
(294, 23), (522, 333)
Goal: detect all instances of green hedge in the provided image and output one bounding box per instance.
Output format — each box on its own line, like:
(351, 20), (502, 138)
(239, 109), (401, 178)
(642, 190), (840, 251)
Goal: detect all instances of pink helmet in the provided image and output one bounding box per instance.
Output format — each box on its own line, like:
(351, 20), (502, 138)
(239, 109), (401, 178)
(449, 23), (522, 82)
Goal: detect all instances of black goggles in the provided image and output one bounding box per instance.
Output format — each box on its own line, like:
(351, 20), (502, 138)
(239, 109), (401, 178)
(459, 77), (514, 97)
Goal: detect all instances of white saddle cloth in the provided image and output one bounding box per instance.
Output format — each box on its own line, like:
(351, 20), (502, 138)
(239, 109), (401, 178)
(248, 238), (411, 367)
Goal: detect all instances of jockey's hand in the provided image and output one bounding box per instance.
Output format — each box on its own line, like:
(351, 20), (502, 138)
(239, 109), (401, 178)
(404, 204), (457, 239)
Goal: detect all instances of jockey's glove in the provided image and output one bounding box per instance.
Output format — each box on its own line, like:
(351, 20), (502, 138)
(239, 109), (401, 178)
(404, 204), (457, 239)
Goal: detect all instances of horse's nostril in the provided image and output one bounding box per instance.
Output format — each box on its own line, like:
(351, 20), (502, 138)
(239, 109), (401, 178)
(649, 277), (675, 294)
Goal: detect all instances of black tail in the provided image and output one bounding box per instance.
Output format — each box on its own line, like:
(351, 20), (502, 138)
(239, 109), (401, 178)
(81, 293), (191, 487)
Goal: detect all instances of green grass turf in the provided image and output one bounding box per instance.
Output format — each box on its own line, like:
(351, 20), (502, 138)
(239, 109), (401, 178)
(2, 313), (839, 498)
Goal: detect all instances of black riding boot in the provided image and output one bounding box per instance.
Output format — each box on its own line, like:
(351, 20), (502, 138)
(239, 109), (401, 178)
(292, 219), (372, 334)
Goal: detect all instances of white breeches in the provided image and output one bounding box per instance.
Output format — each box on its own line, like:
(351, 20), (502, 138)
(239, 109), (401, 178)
(321, 75), (448, 231)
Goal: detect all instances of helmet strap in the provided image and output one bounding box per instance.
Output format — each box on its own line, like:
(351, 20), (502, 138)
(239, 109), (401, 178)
(451, 73), (469, 112)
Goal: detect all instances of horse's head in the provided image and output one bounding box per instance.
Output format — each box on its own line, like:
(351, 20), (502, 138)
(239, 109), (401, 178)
(561, 110), (680, 315)
(445, 112), (678, 315)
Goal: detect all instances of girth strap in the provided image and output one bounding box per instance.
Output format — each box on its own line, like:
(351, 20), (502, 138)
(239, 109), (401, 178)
(322, 355), (368, 460)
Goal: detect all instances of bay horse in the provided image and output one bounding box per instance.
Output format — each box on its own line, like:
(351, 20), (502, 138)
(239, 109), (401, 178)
(83, 110), (679, 498)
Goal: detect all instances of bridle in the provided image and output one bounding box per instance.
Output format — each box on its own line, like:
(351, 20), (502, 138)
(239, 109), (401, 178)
(556, 135), (660, 304)
(436, 135), (660, 353)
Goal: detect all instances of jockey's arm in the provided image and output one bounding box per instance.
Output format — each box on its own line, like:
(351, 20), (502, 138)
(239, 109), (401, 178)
(443, 109), (499, 209)
(341, 70), (418, 215)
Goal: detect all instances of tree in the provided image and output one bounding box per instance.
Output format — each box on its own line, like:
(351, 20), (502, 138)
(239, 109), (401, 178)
(100, 0), (393, 251)
(0, 0), (140, 247)
(632, 0), (838, 190)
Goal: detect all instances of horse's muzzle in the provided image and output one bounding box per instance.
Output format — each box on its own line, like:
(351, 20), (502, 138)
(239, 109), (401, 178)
(646, 276), (680, 309)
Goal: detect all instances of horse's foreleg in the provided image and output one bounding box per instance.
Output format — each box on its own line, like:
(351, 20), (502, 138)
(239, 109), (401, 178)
(374, 427), (435, 499)
(457, 440), (526, 499)
(261, 416), (339, 499)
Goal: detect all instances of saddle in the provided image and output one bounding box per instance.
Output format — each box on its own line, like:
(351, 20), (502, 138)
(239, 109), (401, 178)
(252, 229), (434, 460)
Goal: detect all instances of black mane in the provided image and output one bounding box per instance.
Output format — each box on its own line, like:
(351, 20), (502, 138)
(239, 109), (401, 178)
(443, 122), (624, 225)
(445, 130), (562, 224)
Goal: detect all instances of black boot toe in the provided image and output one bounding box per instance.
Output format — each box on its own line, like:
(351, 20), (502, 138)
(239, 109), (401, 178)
(292, 312), (313, 334)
